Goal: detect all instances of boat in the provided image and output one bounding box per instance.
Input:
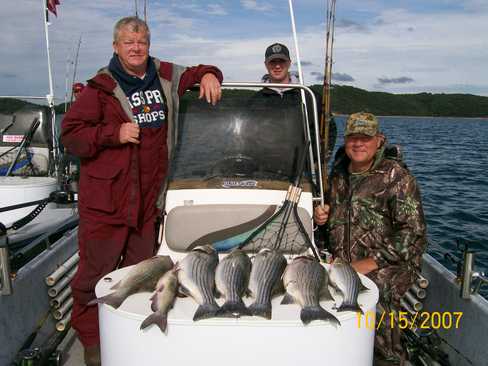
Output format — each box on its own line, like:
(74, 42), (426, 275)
(93, 0), (488, 362)
(2, 1), (488, 365)
(0, 3), (79, 365)
(92, 81), (488, 366)
(95, 83), (379, 366)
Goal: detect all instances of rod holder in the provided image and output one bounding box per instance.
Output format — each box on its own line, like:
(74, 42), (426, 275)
(0, 235), (13, 296)
(459, 250), (487, 299)
(460, 251), (474, 299)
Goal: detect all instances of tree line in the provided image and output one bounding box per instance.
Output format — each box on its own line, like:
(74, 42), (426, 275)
(1, 85), (488, 117)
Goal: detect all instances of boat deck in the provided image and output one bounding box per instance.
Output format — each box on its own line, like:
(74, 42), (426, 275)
(60, 331), (83, 366)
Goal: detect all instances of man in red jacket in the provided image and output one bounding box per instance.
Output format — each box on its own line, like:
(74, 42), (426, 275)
(61, 16), (222, 365)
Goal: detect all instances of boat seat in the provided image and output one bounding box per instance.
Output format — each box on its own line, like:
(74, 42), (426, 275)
(165, 203), (312, 253)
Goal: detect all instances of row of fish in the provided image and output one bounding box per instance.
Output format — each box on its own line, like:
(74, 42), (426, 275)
(91, 245), (368, 333)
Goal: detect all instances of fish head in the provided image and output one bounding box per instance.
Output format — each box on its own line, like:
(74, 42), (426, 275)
(193, 245), (216, 255)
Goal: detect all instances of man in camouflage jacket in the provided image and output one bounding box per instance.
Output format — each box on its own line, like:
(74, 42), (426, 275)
(314, 112), (427, 364)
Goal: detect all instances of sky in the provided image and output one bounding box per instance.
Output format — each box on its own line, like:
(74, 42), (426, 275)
(1, 0), (487, 103)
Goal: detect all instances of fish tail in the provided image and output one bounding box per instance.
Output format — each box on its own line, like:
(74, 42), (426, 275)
(217, 300), (251, 318)
(248, 302), (272, 319)
(337, 303), (363, 314)
(300, 306), (341, 327)
(87, 293), (124, 309)
(140, 313), (168, 333)
(193, 303), (220, 321)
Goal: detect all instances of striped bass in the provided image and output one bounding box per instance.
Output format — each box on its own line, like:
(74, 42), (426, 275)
(248, 249), (287, 319)
(140, 267), (178, 333)
(329, 258), (367, 313)
(177, 245), (220, 321)
(88, 255), (174, 309)
(282, 256), (340, 326)
(215, 248), (252, 317)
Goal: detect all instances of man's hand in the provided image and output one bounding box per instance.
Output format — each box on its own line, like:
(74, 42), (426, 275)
(119, 122), (140, 144)
(313, 204), (330, 226)
(199, 73), (221, 105)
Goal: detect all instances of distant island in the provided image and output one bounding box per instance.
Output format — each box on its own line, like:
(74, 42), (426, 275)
(1, 85), (488, 118)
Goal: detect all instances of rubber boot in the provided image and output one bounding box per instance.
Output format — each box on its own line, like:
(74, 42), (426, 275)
(84, 344), (101, 366)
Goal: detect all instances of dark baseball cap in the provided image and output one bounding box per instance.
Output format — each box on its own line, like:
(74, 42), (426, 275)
(265, 43), (291, 62)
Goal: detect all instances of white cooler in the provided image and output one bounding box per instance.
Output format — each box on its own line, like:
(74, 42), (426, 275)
(95, 264), (379, 366)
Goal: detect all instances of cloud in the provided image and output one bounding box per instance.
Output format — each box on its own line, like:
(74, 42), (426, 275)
(310, 71), (323, 82)
(336, 18), (368, 32)
(333, 73), (355, 82)
(1, 1), (488, 99)
(173, 2), (227, 16)
(310, 71), (355, 83)
(241, 0), (272, 12)
(462, 0), (488, 12)
(378, 77), (414, 84)
(207, 4), (227, 16)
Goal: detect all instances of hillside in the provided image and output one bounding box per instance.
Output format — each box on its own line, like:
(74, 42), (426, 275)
(0, 98), (43, 114)
(2, 86), (488, 117)
(311, 85), (488, 117)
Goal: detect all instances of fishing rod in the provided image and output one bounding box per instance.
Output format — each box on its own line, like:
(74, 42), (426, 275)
(134, 0), (148, 22)
(69, 35), (82, 105)
(319, 0), (337, 200)
(288, 0), (323, 202)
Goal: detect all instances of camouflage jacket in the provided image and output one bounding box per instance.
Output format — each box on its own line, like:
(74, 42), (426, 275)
(327, 143), (427, 306)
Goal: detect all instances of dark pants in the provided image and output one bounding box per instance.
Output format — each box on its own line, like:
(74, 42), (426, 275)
(71, 217), (156, 347)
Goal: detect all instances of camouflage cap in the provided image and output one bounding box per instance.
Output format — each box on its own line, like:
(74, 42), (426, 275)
(345, 112), (380, 137)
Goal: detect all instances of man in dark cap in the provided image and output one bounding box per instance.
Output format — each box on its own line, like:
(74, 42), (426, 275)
(254, 42), (336, 166)
(314, 112), (428, 365)
(263, 42), (293, 84)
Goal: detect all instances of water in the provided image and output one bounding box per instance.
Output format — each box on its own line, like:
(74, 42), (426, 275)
(334, 116), (488, 297)
(56, 114), (488, 296)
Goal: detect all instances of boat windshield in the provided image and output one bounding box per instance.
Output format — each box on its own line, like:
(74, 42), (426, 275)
(169, 88), (309, 187)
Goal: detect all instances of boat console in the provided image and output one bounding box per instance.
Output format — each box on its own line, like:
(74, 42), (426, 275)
(96, 84), (379, 365)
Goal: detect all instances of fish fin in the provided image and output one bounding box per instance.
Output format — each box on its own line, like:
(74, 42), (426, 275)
(337, 303), (363, 314)
(248, 302), (272, 319)
(328, 278), (340, 292)
(244, 289), (252, 298)
(110, 280), (122, 290)
(140, 313), (168, 333)
(150, 294), (160, 312)
(331, 285), (344, 297)
(300, 306), (341, 327)
(319, 286), (334, 301)
(177, 285), (191, 298)
(216, 300), (251, 318)
(271, 282), (285, 298)
(280, 293), (295, 305)
(87, 293), (125, 309)
(193, 303), (220, 321)
(359, 281), (369, 292)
